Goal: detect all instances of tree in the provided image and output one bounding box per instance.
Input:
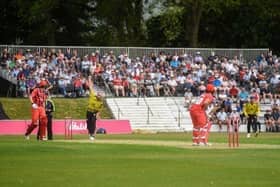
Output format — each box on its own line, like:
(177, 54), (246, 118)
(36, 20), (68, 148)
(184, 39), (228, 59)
(0, 0), (22, 44)
(89, 0), (146, 46)
(16, 0), (93, 45)
(159, 0), (241, 47)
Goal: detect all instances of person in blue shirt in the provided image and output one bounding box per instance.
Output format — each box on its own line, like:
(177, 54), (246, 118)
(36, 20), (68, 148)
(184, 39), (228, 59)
(238, 87), (249, 104)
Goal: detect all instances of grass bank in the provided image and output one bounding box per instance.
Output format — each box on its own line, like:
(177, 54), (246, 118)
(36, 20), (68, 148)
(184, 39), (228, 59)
(0, 97), (113, 119)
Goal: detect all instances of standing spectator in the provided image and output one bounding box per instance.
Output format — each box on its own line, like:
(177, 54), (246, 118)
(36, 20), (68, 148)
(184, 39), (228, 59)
(243, 96), (260, 138)
(86, 76), (104, 140)
(24, 82), (48, 140)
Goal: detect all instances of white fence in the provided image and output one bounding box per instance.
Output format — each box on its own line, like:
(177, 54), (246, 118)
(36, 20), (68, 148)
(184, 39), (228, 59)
(0, 45), (268, 61)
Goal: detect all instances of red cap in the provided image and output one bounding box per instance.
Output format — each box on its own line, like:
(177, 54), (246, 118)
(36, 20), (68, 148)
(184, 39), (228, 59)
(206, 84), (215, 93)
(39, 81), (47, 88)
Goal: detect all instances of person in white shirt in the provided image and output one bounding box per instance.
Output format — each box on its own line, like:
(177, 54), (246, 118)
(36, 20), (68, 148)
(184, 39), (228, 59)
(184, 89), (193, 109)
(216, 108), (228, 132)
(167, 76), (178, 96)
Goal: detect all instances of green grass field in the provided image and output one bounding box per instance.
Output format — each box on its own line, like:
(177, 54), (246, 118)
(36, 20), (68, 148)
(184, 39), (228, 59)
(0, 97), (113, 119)
(1, 133), (280, 187)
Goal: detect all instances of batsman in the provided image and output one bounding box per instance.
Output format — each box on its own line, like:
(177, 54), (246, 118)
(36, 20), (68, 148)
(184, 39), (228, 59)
(189, 84), (217, 146)
(24, 81), (48, 140)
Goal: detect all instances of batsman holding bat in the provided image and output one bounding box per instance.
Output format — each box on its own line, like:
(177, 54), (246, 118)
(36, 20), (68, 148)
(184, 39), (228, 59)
(189, 84), (217, 146)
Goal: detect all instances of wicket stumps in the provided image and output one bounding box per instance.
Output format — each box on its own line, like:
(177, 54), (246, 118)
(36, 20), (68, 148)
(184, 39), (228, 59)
(228, 121), (239, 148)
(64, 117), (73, 139)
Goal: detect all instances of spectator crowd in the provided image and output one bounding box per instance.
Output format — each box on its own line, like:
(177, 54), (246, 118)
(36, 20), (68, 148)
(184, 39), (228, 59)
(1, 47), (280, 132)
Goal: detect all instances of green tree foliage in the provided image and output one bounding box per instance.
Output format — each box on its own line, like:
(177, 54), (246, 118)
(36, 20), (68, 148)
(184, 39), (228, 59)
(199, 0), (280, 52)
(88, 0), (146, 46)
(146, 5), (185, 47)
(0, 0), (23, 44)
(16, 0), (93, 45)
(0, 0), (280, 53)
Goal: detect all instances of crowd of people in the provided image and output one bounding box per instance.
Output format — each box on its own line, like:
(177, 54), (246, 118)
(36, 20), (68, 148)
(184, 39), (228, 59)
(1, 47), (280, 135)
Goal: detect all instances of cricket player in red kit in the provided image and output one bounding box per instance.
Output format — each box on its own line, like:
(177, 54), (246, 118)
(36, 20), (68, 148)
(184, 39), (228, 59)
(24, 81), (48, 140)
(189, 84), (215, 146)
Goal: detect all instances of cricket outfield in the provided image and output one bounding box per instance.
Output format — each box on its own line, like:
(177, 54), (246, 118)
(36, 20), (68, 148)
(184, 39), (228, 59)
(0, 132), (279, 187)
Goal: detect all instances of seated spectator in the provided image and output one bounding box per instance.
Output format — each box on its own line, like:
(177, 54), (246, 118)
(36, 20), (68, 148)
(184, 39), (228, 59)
(213, 75), (222, 87)
(160, 77), (170, 96)
(26, 75), (37, 95)
(170, 56), (180, 69)
(259, 78), (273, 104)
(197, 81), (206, 96)
(144, 75), (155, 97)
(81, 56), (91, 77)
(235, 101), (246, 124)
(238, 87), (249, 104)
(18, 78), (27, 97)
(167, 76), (178, 96)
(271, 107), (280, 132)
(218, 87), (228, 100)
(183, 74), (194, 91)
(127, 74), (138, 97)
(176, 72), (186, 93)
(216, 108), (228, 132)
(122, 76), (130, 97)
(223, 97), (233, 113)
(153, 76), (163, 97)
(57, 76), (67, 97)
(250, 88), (260, 103)
(184, 88), (193, 109)
(112, 74), (125, 97)
(264, 109), (274, 132)
(270, 74), (280, 99)
(93, 63), (104, 85)
(73, 75), (84, 97)
(137, 73), (146, 96)
(271, 97), (280, 107)
(228, 85), (239, 101)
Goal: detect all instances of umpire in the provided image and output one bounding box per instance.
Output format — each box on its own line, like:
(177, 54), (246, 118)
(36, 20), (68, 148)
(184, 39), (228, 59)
(243, 96), (260, 138)
(45, 97), (55, 140)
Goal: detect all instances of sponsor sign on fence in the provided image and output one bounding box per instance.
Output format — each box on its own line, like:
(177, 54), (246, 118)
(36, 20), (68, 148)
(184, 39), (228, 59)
(0, 119), (132, 135)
